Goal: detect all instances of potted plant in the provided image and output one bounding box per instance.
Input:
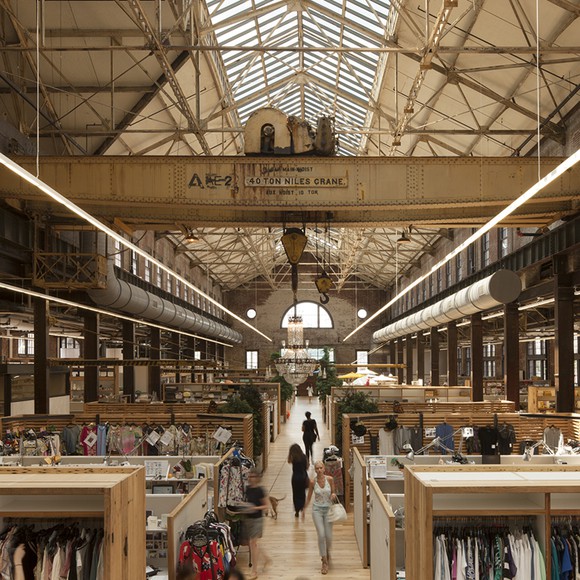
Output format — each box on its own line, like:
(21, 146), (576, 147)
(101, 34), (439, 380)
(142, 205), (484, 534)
(180, 458), (193, 478)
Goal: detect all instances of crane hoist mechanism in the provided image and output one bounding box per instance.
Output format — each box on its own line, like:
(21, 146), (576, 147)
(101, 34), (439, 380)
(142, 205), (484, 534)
(244, 107), (336, 156)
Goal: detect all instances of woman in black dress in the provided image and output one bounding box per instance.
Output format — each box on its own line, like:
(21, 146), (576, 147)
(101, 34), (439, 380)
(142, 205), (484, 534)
(288, 443), (309, 519)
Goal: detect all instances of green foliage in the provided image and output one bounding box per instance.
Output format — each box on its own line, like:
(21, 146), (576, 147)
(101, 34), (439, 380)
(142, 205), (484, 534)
(316, 347), (342, 401)
(335, 389), (379, 453)
(220, 386), (263, 460)
(220, 396), (253, 415)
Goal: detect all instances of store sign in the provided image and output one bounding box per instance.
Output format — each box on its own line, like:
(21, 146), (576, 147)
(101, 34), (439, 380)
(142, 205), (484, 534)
(244, 176), (347, 187)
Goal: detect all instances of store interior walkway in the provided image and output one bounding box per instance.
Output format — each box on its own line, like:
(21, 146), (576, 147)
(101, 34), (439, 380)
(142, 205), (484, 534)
(236, 395), (370, 579)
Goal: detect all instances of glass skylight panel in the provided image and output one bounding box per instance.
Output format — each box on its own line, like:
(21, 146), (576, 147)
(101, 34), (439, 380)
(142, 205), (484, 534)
(206, 0), (394, 155)
(206, 0), (253, 24)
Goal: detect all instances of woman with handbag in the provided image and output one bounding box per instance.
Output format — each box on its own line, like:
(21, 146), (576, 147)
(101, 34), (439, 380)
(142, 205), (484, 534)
(288, 443), (309, 519)
(304, 460), (336, 575)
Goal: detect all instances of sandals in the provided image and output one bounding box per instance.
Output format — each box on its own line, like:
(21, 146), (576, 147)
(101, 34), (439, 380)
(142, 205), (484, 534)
(321, 557), (329, 575)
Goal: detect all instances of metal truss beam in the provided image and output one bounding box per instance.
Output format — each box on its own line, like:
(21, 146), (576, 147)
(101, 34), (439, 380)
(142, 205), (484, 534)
(2, 155), (578, 228)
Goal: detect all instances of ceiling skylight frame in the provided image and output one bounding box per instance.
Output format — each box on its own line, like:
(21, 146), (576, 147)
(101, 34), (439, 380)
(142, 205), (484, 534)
(205, 0), (394, 155)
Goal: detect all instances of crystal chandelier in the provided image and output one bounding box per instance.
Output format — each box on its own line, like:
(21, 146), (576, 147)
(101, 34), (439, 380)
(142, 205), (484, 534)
(274, 315), (318, 386)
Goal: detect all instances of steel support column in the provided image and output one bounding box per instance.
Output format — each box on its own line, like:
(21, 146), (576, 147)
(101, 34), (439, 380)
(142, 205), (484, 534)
(471, 313), (483, 401)
(554, 255), (574, 413)
(447, 321), (458, 387)
(389, 341), (396, 367)
(149, 327), (161, 401)
(2, 373), (10, 417)
(430, 327), (440, 386)
(406, 334), (413, 384)
(416, 334), (425, 384)
(34, 297), (50, 414)
(397, 339), (404, 383)
(83, 311), (99, 403)
(504, 302), (520, 407)
(122, 320), (135, 401)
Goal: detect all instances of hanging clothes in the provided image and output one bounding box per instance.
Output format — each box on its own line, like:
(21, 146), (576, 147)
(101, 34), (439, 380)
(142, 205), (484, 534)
(497, 423), (517, 455)
(544, 426), (562, 452)
(435, 422), (455, 454)
(478, 425), (499, 456)
(434, 524), (545, 580)
(378, 426), (396, 455)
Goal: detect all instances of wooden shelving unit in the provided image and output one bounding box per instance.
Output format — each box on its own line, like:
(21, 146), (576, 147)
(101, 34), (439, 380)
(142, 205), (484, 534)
(404, 464), (580, 579)
(0, 466), (145, 578)
(70, 365), (119, 403)
(527, 385), (580, 413)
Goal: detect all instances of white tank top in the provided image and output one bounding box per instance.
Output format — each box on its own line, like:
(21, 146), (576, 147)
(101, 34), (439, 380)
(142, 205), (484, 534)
(313, 476), (332, 506)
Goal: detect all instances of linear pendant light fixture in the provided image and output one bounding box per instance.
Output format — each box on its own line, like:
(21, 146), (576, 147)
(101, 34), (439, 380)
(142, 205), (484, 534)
(0, 280), (233, 348)
(343, 148), (580, 342)
(0, 152), (272, 343)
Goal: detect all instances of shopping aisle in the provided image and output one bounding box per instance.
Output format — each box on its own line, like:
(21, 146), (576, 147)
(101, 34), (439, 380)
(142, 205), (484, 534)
(236, 396), (370, 579)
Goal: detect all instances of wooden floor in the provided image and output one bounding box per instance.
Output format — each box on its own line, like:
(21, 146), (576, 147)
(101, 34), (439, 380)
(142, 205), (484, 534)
(236, 396), (370, 579)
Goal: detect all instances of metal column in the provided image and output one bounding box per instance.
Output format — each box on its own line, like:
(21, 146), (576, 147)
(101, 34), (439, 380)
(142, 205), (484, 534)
(447, 321), (458, 387)
(83, 311), (99, 403)
(34, 297), (50, 414)
(122, 320), (135, 401)
(504, 302), (520, 407)
(406, 334), (413, 384)
(397, 339), (404, 383)
(471, 312), (483, 401)
(149, 327), (161, 401)
(430, 327), (440, 386)
(416, 334), (425, 384)
(554, 255), (574, 413)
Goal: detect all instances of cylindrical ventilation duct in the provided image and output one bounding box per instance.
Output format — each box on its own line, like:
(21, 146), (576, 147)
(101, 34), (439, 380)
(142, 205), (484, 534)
(372, 269), (521, 344)
(88, 259), (242, 344)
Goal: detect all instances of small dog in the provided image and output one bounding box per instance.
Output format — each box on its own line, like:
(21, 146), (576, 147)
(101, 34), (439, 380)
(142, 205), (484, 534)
(268, 494), (286, 519)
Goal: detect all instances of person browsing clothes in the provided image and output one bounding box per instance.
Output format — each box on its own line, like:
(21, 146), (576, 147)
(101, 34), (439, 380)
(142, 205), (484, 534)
(242, 468), (272, 579)
(305, 460), (336, 575)
(302, 411), (320, 463)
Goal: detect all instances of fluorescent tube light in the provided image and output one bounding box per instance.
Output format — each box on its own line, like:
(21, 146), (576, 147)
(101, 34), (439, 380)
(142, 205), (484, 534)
(0, 152), (271, 343)
(519, 298), (554, 311)
(344, 148), (580, 342)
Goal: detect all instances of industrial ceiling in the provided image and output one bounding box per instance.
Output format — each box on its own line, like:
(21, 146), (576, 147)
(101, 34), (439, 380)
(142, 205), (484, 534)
(0, 0), (579, 295)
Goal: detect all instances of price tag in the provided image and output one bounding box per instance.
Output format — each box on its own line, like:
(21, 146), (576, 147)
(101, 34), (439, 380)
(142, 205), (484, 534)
(351, 434), (365, 444)
(83, 432), (97, 448)
(146, 431), (161, 446)
(212, 427), (232, 444)
(424, 428), (436, 439)
(159, 430), (174, 447)
(462, 427), (474, 438)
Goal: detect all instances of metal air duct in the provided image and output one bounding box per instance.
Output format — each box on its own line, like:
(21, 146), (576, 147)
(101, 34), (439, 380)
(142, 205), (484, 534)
(372, 269), (521, 344)
(88, 257), (242, 344)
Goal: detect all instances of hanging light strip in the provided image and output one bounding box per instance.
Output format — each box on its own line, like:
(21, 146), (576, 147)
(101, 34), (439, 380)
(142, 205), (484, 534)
(344, 148), (580, 342)
(0, 153), (272, 343)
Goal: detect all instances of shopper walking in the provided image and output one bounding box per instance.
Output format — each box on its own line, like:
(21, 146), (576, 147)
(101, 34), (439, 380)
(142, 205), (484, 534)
(305, 460), (337, 575)
(287, 443), (309, 519)
(306, 385), (314, 403)
(302, 411), (320, 463)
(243, 468), (272, 579)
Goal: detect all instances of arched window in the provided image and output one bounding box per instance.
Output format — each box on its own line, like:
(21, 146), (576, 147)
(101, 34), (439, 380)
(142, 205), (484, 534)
(281, 301), (333, 329)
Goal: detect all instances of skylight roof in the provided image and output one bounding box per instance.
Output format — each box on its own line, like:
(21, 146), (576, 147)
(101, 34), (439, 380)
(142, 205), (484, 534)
(205, 0), (393, 155)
